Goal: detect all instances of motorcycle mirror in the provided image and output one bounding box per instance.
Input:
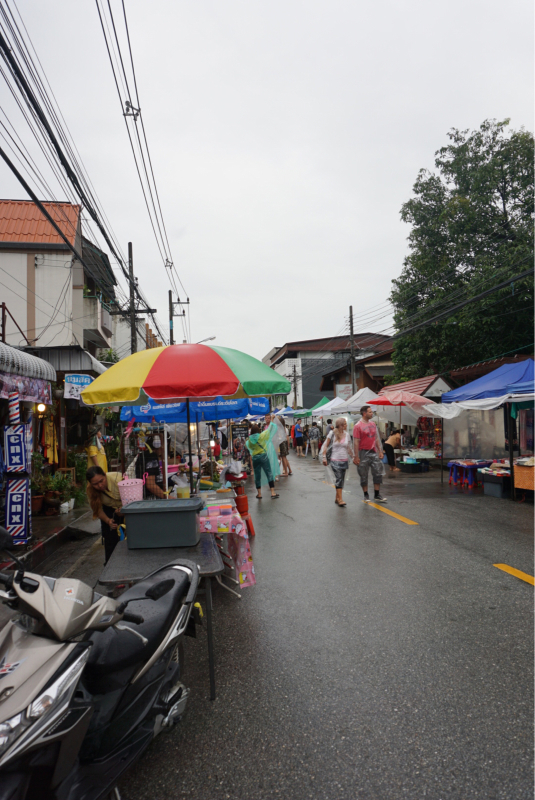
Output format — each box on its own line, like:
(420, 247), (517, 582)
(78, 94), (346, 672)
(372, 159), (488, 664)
(0, 528), (14, 551)
(145, 579), (174, 601)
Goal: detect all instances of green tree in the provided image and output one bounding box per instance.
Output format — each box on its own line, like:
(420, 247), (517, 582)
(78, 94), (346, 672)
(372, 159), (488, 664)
(390, 119), (534, 381)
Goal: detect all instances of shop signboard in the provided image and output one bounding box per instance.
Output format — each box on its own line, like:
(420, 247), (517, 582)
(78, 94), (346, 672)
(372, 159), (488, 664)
(65, 373), (93, 401)
(0, 372), (51, 405)
(3, 425), (28, 472)
(231, 422), (249, 461)
(5, 476), (29, 542)
(335, 383), (353, 401)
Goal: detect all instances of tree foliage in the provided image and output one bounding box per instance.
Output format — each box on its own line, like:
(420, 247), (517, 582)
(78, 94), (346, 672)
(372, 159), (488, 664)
(390, 119), (534, 382)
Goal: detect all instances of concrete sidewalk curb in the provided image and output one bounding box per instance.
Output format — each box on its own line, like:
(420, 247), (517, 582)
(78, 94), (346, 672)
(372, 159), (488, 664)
(1, 510), (100, 572)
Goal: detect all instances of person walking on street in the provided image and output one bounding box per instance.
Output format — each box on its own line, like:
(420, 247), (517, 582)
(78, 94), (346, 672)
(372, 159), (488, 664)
(353, 405), (386, 503)
(290, 422), (296, 450)
(384, 429), (403, 472)
(294, 418), (304, 457)
(279, 424), (292, 476)
(246, 422), (281, 499)
(326, 419), (333, 434)
(309, 421), (321, 459)
(321, 417), (353, 506)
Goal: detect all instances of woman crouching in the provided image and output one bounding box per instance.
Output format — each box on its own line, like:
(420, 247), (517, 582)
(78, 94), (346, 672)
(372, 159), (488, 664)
(86, 466), (124, 563)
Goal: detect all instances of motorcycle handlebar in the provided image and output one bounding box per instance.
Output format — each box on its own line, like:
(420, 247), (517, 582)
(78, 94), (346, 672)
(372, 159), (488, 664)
(122, 611), (144, 625)
(0, 571), (12, 587)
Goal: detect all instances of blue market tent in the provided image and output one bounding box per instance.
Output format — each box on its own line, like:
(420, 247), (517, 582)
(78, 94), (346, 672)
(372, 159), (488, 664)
(506, 379), (534, 395)
(442, 359), (534, 403)
(120, 395), (269, 423)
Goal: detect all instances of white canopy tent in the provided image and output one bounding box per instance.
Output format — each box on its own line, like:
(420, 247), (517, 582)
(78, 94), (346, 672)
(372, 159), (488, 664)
(335, 387), (378, 414)
(311, 396), (345, 417)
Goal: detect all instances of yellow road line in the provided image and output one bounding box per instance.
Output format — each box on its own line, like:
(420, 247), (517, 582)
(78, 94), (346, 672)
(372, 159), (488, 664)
(493, 564), (534, 586)
(364, 501), (419, 525)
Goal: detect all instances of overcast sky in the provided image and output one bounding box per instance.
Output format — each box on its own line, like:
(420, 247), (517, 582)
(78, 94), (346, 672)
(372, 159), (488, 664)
(2, 0), (533, 360)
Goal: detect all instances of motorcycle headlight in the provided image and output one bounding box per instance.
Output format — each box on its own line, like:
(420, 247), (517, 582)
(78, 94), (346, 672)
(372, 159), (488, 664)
(0, 713), (30, 757)
(0, 648), (90, 763)
(28, 648), (90, 720)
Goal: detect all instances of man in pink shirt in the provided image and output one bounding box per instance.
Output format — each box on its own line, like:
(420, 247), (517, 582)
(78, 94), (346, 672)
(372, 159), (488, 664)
(353, 405), (387, 503)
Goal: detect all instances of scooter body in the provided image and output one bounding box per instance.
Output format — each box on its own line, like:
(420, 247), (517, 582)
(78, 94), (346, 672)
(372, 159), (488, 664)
(0, 529), (199, 800)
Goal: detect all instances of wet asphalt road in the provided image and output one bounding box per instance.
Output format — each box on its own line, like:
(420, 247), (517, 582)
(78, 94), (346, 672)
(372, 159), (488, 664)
(112, 456), (534, 800)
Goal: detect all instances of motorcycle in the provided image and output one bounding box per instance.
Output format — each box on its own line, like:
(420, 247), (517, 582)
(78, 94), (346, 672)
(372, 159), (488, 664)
(0, 526), (199, 800)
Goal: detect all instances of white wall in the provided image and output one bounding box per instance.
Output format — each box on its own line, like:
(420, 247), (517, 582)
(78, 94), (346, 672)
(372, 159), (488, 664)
(274, 357), (302, 406)
(34, 253), (74, 347)
(0, 252), (27, 345)
(0, 250), (77, 347)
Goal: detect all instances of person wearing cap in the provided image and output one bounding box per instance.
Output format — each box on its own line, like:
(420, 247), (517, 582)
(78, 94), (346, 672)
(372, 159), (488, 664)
(86, 423), (108, 472)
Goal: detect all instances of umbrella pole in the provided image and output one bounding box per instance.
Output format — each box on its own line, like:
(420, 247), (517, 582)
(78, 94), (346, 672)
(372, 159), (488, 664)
(441, 418), (444, 485)
(187, 399), (194, 495)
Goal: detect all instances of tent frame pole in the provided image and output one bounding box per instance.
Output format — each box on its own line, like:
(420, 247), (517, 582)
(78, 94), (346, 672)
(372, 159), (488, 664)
(186, 399), (194, 495)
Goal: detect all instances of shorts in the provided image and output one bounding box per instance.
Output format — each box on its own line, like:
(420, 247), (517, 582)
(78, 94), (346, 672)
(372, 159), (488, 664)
(279, 440), (289, 457)
(357, 449), (383, 486)
(295, 437), (303, 447)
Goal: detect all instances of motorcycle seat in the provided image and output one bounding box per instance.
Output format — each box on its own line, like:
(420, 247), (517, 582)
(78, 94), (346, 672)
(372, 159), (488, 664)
(86, 566), (190, 677)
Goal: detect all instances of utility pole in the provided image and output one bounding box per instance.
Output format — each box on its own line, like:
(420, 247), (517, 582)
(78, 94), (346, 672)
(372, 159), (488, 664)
(168, 290), (174, 345)
(168, 291), (190, 344)
(128, 242), (136, 354)
(293, 363), (298, 409)
(349, 305), (356, 395)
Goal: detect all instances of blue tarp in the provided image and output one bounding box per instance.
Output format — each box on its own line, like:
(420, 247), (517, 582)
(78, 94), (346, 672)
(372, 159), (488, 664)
(442, 359), (534, 403)
(120, 396), (270, 423)
(506, 379), (534, 395)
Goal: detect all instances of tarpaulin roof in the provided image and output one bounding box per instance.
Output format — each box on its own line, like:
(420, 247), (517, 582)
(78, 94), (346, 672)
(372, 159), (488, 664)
(442, 359), (534, 402)
(506, 379), (534, 394)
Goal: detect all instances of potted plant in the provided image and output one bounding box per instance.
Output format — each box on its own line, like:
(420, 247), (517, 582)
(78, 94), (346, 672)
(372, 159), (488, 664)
(30, 452), (45, 514)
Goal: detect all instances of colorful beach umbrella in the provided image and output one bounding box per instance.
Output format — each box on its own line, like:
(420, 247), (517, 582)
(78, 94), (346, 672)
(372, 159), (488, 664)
(81, 344), (291, 406)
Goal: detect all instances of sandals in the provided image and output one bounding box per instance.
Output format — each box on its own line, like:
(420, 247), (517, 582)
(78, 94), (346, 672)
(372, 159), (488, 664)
(271, 494), (280, 499)
(335, 500), (347, 507)
(256, 494), (262, 499)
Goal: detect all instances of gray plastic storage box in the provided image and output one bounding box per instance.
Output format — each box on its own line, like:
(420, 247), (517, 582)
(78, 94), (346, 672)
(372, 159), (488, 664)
(123, 498), (203, 549)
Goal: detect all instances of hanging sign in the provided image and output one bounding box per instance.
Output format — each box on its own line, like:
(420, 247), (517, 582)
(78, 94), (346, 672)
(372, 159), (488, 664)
(5, 477), (29, 542)
(3, 425), (28, 473)
(64, 373), (93, 400)
(0, 373), (51, 404)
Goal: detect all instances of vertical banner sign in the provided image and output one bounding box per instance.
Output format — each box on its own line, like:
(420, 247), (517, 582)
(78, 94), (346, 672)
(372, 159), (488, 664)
(4, 424), (31, 543)
(4, 426), (28, 472)
(5, 477), (29, 542)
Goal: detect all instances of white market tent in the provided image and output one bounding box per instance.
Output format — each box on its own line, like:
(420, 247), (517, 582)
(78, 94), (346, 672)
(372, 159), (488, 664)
(311, 396), (345, 417)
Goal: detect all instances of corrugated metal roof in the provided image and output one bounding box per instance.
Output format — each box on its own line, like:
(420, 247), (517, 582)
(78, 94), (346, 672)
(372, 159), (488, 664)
(24, 346), (107, 375)
(0, 342), (56, 381)
(379, 375), (440, 395)
(0, 200), (80, 247)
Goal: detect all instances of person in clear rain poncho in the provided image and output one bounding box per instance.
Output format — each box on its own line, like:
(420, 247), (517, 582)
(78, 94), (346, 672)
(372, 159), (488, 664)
(246, 415), (286, 499)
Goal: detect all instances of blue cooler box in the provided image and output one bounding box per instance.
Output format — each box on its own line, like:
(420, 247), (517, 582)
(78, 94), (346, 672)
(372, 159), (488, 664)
(123, 498), (203, 549)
